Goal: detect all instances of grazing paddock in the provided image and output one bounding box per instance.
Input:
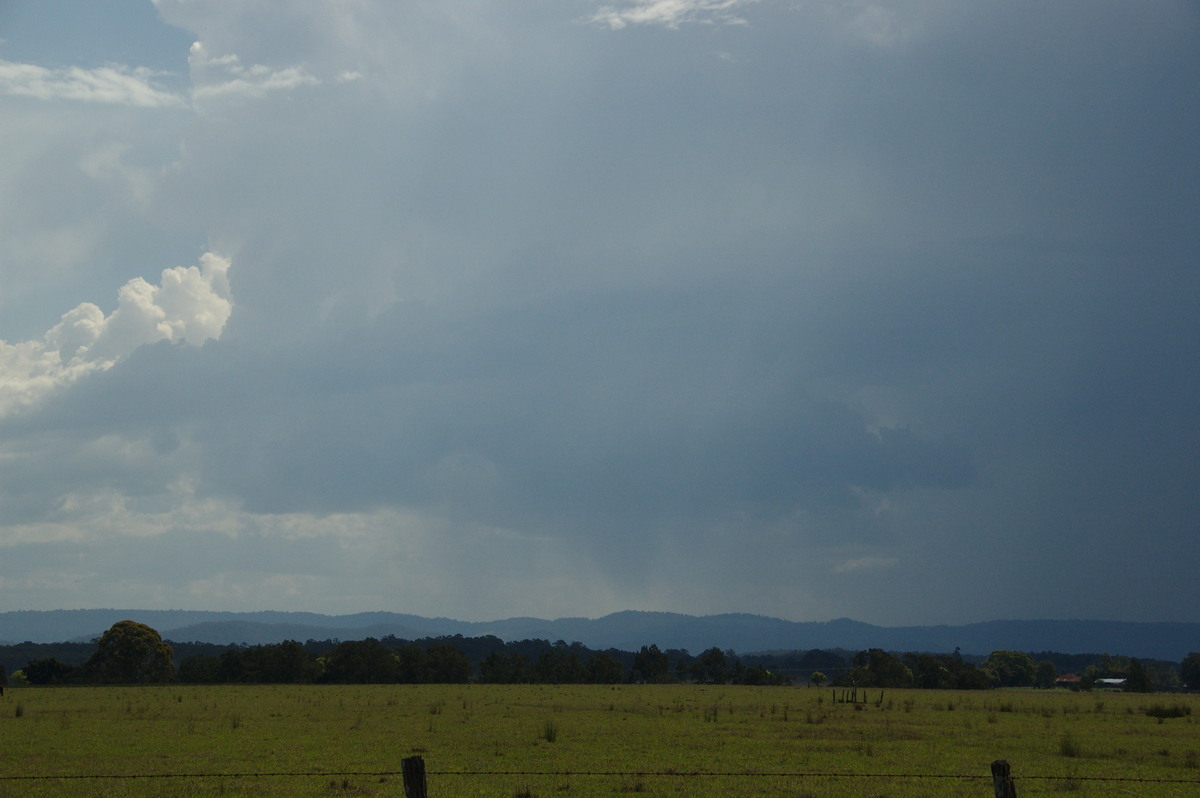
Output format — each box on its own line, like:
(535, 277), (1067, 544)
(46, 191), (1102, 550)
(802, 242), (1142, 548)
(0, 684), (1197, 796)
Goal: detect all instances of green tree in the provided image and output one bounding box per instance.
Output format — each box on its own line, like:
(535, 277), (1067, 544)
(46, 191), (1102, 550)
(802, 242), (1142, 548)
(216, 649), (250, 682)
(84, 621), (174, 684)
(478, 650), (530, 683)
(632, 644), (670, 683)
(1123, 659), (1153, 693)
(1144, 661), (1180, 691)
(268, 640), (321, 683)
(954, 662), (993, 690)
(739, 665), (786, 685)
(321, 638), (399, 683)
(907, 648), (990, 690)
(394, 644), (428, 682)
(1181, 652), (1200, 691)
(690, 647), (732, 684)
(906, 653), (955, 690)
(23, 657), (78, 685)
(982, 650), (1036, 688)
(533, 642), (588, 684)
(424, 643), (472, 683)
(586, 652), (625, 684)
(845, 649), (913, 688)
(256, 641), (321, 683)
(178, 654), (221, 683)
(809, 671), (828, 687)
(1035, 660), (1058, 689)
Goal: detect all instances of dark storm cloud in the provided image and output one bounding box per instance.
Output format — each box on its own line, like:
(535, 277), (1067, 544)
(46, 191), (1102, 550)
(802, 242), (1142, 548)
(2, 0), (1197, 622)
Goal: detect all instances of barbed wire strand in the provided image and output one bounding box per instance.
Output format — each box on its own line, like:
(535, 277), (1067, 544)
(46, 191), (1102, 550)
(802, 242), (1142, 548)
(2, 769), (1199, 785)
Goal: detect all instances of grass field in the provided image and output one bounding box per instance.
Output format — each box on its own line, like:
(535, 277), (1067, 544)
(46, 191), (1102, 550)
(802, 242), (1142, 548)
(1, 684), (1197, 797)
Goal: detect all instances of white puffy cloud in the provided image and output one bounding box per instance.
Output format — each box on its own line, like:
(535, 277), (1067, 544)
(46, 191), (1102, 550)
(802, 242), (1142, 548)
(0, 59), (186, 108)
(188, 42), (320, 103)
(590, 0), (758, 29)
(0, 253), (232, 418)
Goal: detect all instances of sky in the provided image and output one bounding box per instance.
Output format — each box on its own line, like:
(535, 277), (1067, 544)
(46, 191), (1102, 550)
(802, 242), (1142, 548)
(0, 0), (1197, 627)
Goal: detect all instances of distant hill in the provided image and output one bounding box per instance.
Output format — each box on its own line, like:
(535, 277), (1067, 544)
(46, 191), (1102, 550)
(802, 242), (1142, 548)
(0, 609), (1195, 660)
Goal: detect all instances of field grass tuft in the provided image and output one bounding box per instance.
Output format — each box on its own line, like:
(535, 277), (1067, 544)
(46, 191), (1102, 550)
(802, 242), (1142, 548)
(1059, 731), (1083, 758)
(1145, 702), (1191, 719)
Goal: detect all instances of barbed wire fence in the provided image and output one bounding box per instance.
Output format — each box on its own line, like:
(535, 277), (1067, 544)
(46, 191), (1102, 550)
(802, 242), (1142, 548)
(4, 759), (1200, 795)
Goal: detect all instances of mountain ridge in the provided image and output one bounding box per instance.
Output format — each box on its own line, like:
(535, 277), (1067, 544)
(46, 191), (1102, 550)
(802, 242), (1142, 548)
(0, 609), (1194, 660)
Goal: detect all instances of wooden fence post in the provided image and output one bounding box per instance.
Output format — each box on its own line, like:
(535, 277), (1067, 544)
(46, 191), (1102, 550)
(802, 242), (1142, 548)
(403, 755), (427, 798)
(991, 759), (1016, 798)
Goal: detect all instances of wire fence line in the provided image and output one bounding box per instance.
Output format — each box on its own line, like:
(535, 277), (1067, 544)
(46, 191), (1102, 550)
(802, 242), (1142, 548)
(2, 768), (1199, 786)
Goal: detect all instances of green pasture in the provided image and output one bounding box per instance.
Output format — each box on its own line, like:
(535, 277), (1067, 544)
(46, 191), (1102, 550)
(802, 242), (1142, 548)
(1, 684), (1197, 797)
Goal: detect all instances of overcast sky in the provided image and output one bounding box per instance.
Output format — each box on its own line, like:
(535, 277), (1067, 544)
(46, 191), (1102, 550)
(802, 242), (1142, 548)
(1, 0), (1197, 626)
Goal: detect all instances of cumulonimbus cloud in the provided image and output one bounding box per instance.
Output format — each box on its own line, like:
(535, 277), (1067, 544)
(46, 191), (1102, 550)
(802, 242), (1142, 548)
(0, 253), (232, 419)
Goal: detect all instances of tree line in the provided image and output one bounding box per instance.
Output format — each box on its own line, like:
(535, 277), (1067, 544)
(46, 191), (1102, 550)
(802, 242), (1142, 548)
(827, 648), (1186, 692)
(3, 620), (1197, 693)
